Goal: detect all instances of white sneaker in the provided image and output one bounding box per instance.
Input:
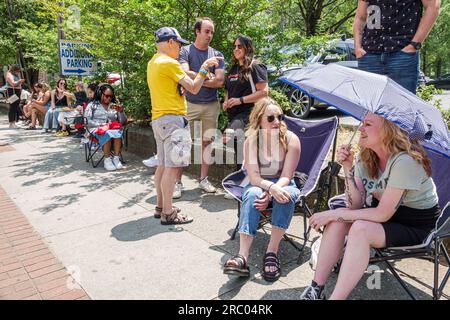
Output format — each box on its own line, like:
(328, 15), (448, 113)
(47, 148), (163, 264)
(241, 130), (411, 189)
(104, 157), (116, 171)
(173, 181), (183, 199)
(112, 156), (123, 170)
(199, 177), (216, 193)
(224, 193), (235, 200)
(142, 154), (158, 167)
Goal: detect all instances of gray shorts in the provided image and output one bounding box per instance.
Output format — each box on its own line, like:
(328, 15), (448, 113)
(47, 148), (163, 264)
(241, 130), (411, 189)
(152, 114), (192, 168)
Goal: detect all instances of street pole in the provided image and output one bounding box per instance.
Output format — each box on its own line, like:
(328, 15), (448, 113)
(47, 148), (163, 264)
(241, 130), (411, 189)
(57, 1), (65, 78)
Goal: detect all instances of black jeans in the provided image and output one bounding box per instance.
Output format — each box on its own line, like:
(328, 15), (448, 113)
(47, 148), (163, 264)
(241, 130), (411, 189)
(7, 88), (22, 123)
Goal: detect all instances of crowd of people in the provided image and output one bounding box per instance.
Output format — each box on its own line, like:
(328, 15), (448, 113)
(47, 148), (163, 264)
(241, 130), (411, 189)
(4, 0), (444, 300)
(145, 0), (443, 300)
(4, 70), (128, 171)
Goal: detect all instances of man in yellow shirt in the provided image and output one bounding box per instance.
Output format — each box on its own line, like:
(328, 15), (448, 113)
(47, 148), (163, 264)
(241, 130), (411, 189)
(147, 27), (221, 225)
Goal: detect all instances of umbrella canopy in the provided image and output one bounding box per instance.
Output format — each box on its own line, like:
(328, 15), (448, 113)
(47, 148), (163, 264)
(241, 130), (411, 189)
(279, 63), (450, 158)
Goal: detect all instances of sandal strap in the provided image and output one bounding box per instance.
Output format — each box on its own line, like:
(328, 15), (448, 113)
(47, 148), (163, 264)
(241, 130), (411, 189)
(156, 205), (180, 213)
(227, 254), (247, 268)
(264, 252), (280, 267)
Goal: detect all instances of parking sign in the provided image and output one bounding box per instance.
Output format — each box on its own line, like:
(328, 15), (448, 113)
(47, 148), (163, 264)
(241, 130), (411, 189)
(59, 40), (97, 76)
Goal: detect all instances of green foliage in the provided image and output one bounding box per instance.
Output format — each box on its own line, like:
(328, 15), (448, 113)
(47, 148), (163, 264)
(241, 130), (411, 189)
(269, 88), (292, 112)
(417, 84), (450, 129)
(2, 0), (448, 124)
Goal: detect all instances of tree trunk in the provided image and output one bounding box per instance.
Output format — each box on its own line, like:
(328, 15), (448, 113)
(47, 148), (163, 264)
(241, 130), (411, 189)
(422, 48), (427, 75)
(436, 58), (442, 78)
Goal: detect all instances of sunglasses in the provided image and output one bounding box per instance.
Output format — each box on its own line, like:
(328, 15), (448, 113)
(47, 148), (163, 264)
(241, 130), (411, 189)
(267, 114), (284, 123)
(103, 94), (113, 99)
(234, 44), (243, 49)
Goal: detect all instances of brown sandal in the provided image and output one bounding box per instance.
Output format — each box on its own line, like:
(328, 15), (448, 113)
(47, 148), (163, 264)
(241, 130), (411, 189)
(160, 208), (193, 225)
(154, 206), (180, 219)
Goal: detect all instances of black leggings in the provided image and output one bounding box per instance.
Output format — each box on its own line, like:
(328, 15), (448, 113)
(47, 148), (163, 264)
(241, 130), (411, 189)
(7, 88), (22, 123)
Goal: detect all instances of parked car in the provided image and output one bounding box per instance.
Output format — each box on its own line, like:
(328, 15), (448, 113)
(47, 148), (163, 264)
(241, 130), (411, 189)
(427, 73), (450, 90)
(107, 72), (122, 86)
(274, 38), (357, 119)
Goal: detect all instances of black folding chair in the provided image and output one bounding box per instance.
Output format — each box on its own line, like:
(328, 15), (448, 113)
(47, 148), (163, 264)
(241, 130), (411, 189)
(80, 117), (126, 168)
(222, 116), (340, 258)
(329, 148), (450, 300)
(369, 149), (450, 300)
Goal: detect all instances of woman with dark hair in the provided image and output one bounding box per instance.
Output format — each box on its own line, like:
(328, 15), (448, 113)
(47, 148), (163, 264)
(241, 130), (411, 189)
(223, 36), (269, 140)
(43, 78), (74, 134)
(84, 83), (127, 171)
(87, 82), (99, 101)
(5, 65), (25, 128)
(27, 82), (51, 130)
(22, 82), (42, 123)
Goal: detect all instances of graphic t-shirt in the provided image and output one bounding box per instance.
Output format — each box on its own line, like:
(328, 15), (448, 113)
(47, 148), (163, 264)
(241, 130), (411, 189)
(355, 152), (438, 209)
(362, 0), (423, 52)
(147, 53), (187, 120)
(225, 62), (268, 118)
(178, 44), (225, 104)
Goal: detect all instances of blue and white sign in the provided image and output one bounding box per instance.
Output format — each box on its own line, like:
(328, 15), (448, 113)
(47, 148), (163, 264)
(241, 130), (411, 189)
(59, 40), (97, 76)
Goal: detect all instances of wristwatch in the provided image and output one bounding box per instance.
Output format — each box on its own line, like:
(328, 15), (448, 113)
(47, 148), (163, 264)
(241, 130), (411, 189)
(239, 96), (244, 104)
(410, 41), (422, 50)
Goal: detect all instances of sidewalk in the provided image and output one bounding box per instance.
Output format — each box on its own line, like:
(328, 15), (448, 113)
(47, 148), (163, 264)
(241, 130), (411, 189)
(0, 186), (89, 300)
(0, 112), (448, 300)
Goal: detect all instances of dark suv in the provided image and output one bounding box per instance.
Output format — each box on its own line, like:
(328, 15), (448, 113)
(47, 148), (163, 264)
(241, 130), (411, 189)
(275, 38), (357, 118)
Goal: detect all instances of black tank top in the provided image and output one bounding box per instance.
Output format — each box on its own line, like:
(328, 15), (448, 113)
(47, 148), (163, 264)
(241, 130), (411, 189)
(55, 92), (68, 107)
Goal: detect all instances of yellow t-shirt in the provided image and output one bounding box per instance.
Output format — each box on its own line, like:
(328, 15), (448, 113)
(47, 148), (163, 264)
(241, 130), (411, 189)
(147, 53), (187, 120)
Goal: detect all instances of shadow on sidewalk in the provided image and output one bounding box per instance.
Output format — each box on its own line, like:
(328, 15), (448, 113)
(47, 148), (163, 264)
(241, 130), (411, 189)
(110, 216), (185, 241)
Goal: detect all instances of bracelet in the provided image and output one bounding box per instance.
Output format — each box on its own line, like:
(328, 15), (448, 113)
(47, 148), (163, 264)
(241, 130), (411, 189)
(267, 183), (275, 195)
(198, 68), (208, 78)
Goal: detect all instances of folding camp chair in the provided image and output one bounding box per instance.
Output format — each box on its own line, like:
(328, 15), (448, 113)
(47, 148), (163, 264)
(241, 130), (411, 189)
(81, 118), (126, 168)
(329, 148), (450, 300)
(222, 116), (340, 256)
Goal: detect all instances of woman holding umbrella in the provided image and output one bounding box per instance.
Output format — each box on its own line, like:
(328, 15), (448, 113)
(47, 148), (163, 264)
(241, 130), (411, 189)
(300, 112), (441, 300)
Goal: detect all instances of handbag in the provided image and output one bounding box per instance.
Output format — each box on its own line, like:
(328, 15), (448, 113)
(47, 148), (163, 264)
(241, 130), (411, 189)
(6, 94), (19, 104)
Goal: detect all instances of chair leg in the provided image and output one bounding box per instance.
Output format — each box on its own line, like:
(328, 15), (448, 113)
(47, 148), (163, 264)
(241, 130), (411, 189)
(435, 240), (450, 300)
(433, 239), (441, 300)
(297, 203), (312, 264)
(230, 203), (240, 241)
(376, 249), (417, 300)
(230, 220), (239, 241)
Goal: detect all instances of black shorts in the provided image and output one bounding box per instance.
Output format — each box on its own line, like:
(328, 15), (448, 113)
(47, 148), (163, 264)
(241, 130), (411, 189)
(371, 199), (441, 248)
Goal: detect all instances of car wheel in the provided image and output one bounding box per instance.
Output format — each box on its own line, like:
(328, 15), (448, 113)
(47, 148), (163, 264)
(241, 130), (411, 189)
(288, 88), (313, 119)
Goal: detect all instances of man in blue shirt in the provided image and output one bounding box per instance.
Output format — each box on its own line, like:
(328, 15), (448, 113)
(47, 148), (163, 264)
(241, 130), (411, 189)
(174, 17), (225, 197)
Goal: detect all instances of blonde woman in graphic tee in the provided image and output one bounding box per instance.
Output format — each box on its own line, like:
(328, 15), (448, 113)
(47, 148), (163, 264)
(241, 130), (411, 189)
(300, 112), (440, 300)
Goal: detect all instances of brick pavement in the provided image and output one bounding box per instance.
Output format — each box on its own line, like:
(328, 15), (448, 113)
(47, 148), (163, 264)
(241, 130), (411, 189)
(0, 186), (90, 300)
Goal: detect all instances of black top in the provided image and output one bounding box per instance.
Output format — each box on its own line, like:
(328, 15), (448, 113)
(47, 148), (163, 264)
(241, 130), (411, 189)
(55, 92), (68, 107)
(74, 91), (88, 106)
(225, 62), (268, 118)
(362, 0), (422, 53)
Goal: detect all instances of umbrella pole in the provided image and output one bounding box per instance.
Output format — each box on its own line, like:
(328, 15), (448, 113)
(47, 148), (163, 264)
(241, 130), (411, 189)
(347, 121), (361, 147)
